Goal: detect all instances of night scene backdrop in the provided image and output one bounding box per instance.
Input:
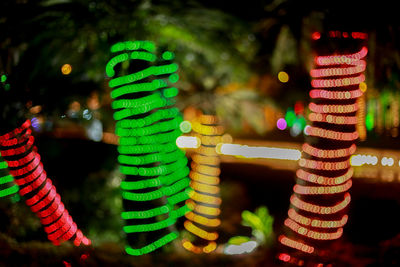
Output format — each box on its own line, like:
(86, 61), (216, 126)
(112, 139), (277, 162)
(1, 0), (400, 266)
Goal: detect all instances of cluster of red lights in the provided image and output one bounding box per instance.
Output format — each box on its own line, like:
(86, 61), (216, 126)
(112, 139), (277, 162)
(279, 35), (368, 263)
(0, 120), (90, 246)
(311, 31), (368, 41)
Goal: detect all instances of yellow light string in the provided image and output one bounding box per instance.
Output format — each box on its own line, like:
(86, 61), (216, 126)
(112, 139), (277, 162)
(183, 114), (222, 253)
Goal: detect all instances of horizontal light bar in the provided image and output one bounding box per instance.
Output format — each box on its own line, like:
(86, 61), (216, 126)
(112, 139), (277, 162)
(216, 143), (301, 161)
(176, 136), (200, 149)
(175, 137), (400, 169)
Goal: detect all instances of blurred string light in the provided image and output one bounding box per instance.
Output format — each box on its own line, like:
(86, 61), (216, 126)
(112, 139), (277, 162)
(216, 143), (301, 161)
(0, 120), (90, 246)
(381, 156), (394, 167)
(276, 118), (287, 130)
(277, 106), (307, 137)
(183, 114), (223, 254)
(179, 120), (192, 133)
(224, 241), (258, 255)
(279, 35), (368, 263)
(278, 71), (289, 83)
(61, 64), (72, 75)
(86, 119), (103, 142)
(176, 136), (200, 149)
(178, 139), (398, 169)
(0, 152), (19, 198)
(350, 154), (378, 166)
(106, 40), (191, 255)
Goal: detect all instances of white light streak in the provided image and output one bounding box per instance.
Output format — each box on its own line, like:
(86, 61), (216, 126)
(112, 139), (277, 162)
(176, 136), (200, 149)
(224, 241), (258, 255)
(350, 154), (378, 166)
(217, 143), (301, 160)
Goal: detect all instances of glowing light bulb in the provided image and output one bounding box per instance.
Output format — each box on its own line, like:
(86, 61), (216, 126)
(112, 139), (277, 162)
(277, 118), (287, 130)
(278, 71), (289, 83)
(61, 64), (72, 75)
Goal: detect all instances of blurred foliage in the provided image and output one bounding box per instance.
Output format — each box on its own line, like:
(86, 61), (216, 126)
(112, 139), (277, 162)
(0, 0), (257, 111)
(241, 206), (274, 246)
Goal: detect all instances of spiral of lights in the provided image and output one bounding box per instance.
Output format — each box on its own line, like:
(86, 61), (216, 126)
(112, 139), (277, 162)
(106, 41), (191, 255)
(182, 114), (223, 254)
(279, 38), (367, 262)
(0, 120), (90, 246)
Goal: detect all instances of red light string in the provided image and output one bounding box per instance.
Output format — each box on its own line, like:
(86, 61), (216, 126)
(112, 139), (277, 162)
(298, 158), (350, 171)
(305, 126), (359, 141)
(309, 102), (358, 114)
(308, 113), (358, 125)
(302, 143), (356, 158)
(293, 180), (352, 195)
(284, 218), (343, 240)
(290, 193), (351, 215)
(296, 168), (353, 186)
(279, 39), (367, 263)
(309, 89), (363, 100)
(310, 61), (366, 78)
(314, 46), (368, 66)
(288, 208), (348, 229)
(0, 120), (90, 246)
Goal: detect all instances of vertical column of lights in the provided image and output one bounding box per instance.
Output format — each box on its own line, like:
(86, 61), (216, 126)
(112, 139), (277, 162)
(182, 114), (223, 254)
(278, 33), (367, 264)
(106, 41), (191, 256)
(0, 152), (19, 198)
(0, 120), (90, 246)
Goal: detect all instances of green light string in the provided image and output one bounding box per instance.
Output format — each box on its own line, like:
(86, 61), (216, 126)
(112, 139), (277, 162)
(115, 116), (183, 137)
(125, 231), (178, 256)
(122, 178), (190, 201)
(122, 205), (170, 220)
(111, 79), (168, 99)
(0, 154), (19, 198)
(167, 187), (192, 206)
(112, 98), (176, 121)
(120, 157), (188, 177)
(110, 40), (156, 54)
(109, 63), (178, 88)
(116, 108), (179, 129)
(120, 166), (190, 191)
(118, 147), (183, 166)
(107, 40), (191, 255)
(123, 217), (176, 233)
(121, 200), (192, 222)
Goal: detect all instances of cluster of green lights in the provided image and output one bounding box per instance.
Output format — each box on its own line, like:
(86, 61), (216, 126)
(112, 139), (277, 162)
(0, 155), (19, 198)
(107, 40), (191, 255)
(284, 108), (307, 137)
(1, 74), (11, 91)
